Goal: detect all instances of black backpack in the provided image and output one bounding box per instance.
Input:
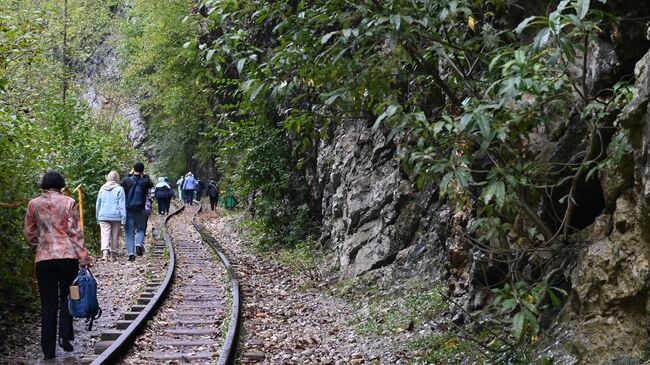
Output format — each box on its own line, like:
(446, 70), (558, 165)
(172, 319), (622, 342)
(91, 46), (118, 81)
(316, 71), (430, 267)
(126, 176), (145, 210)
(156, 186), (171, 199)
(208, 183), (219, 198)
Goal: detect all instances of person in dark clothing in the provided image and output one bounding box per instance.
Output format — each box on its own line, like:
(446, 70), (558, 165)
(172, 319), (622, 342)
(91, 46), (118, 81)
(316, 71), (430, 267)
(121, 162), (154, 261)
(155, 177), (173, 214)
(207, 179), (219, 211)
(196, 179), (205, 201)
(164, 177), (174, 211)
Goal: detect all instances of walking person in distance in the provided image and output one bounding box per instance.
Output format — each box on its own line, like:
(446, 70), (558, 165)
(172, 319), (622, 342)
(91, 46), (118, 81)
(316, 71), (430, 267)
(155, 177), (173, 214)
(121, 162), (153, 261)
(95, 170), (126, 261)
(207, 178), (219, 211)
(143, 186), (155, 233)
(182, 172), (198, 205)
(164, 177), (174, 211)
(196, 178), (205, 201)
(24, 170), (92, 359)
(176, 175), (185, 203)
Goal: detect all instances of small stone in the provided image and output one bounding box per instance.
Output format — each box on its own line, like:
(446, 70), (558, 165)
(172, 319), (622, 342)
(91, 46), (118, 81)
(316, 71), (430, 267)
(244, 350), (266, 362)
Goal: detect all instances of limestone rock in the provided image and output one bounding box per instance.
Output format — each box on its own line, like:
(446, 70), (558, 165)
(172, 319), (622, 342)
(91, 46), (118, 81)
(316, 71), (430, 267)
(619, 49), (650, 129)
(308, 121), (449, 279)
(81, 34), (147, 149)
(557, 191), (650, 363)
(586, 39), (620, 96)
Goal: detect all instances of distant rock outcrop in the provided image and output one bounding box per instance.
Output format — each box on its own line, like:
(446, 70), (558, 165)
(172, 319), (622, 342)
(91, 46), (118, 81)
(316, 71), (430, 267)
(81, 34), (147, 149)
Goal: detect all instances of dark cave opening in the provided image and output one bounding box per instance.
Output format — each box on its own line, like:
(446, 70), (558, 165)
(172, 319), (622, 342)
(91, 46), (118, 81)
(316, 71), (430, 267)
(545, 173), (607, 233)
(569, 175), (606, 230)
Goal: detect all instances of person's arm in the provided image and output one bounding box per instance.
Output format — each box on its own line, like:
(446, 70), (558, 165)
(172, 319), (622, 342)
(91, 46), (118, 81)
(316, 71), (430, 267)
(24, 200), (38, 250)
(68, 201), (90, 265)
(143, 175), (154, 190)
(95, 192), (102, 221)
(118, 188), (126, 225)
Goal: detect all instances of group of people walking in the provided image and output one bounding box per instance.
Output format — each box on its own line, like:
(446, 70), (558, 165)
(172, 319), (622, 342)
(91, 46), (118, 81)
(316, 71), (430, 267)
(176, 172), (201, 205)
(23, 163), (224, 360)
(96, 162), (152, 262)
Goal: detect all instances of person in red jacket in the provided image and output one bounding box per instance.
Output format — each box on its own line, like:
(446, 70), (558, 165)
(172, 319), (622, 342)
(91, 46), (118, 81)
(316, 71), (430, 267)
(24, 169), (91, 359)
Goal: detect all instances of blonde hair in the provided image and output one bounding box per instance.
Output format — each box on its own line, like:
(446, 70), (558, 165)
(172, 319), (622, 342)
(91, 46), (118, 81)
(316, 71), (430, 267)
(106, 170), (120, 183)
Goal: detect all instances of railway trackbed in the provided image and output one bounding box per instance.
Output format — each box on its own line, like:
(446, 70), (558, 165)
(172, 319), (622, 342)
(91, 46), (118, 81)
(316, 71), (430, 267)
(86, 202), (241, 364)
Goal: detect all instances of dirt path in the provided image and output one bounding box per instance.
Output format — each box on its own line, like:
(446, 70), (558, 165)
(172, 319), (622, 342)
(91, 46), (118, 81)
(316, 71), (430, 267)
(197, 208), (408, 365)
(0, 217), (162, 365)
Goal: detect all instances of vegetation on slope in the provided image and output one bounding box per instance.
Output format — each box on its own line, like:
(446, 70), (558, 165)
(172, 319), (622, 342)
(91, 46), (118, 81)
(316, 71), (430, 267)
(2, 0), (646, 361)
(0, 0), (138, 313)
(118, 0), (643, 360)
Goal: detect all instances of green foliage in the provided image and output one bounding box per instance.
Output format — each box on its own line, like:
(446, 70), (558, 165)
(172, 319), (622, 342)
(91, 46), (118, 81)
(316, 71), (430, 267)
(119, 0), (634, 360)
(0, 0), (138, 314)
(347, 283), (446, 336)
(118, 0), (208, 177)
(119, 0), (321, 253)
(276, 240), (318, 275)
(407, 334), (472, 365)
(190, 0), (632, 246)
(491, 281), (567, 341)
(241, 198), (318, 251)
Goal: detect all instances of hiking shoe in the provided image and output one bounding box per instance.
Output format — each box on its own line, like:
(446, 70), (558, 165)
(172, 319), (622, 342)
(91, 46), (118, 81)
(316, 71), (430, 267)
(101, 250), (109, 261)
(128, 255), (135, 261)
(58, 338), (73, 352)
(136, 246), (143, 256)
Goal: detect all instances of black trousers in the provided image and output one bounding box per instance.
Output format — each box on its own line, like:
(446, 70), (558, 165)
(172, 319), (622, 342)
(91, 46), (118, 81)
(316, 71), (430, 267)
(157, 197), (171, 214)
(36, 258), (79, 357)
(209, 196), (219, 210)
(184, 189), (195, 205)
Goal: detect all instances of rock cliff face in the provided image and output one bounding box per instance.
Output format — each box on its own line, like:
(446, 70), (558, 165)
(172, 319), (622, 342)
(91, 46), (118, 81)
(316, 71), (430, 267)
(306, 122), (451, 281)
(306, 19), (650, 365)
(82, 34), (147, 149)
(543, 48), (650, 365)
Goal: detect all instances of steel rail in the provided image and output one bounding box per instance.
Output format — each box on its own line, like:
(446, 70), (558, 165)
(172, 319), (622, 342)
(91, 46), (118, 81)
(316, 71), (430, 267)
(191, 203), (242, 365)
(91, 203), (183, 364)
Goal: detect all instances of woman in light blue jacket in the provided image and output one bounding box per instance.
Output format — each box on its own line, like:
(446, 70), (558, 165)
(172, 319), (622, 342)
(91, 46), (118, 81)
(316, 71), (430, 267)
(96, 170), (126, 260)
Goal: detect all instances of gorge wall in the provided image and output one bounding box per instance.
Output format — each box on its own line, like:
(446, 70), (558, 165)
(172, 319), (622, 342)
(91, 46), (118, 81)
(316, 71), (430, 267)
(304, 3), (650, 363)
(82, 34), (147, 150)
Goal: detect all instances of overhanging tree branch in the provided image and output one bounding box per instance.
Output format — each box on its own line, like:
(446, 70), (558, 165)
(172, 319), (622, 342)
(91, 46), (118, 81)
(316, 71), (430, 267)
(403, 43), (462, 107)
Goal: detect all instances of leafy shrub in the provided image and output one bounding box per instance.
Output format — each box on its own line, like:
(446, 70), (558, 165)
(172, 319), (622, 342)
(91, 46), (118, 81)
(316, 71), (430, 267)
(491, 281), (567, 341)
(1, 1), (138, 314)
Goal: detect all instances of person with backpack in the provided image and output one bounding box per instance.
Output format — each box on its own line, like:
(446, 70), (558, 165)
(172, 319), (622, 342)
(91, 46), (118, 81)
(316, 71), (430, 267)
(95, 170), (126, 261)
(207, 178), (219, 211)
(155, 177), (173, 214)
(196, 178), (205, 201)
(164, 177), (174, 209)
(24, 169), (91, 359)
(143, 187), (155, 231)
(182, 172), (198, 205)
(121, 162), (153, 261)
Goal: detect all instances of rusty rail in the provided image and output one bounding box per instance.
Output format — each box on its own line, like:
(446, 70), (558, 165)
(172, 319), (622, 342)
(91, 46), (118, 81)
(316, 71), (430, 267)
(90, 203), (183, 364)
(191, 202), (242, 365)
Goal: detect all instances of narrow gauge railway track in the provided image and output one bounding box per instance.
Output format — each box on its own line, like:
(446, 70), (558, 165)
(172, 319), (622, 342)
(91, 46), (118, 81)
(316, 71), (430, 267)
(192, 204), (242, 365)
(87, 202), (242, 364)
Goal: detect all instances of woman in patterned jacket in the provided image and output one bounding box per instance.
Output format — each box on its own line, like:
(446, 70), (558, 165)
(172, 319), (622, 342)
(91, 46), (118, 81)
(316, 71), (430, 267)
(24, 169), (91, 359)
